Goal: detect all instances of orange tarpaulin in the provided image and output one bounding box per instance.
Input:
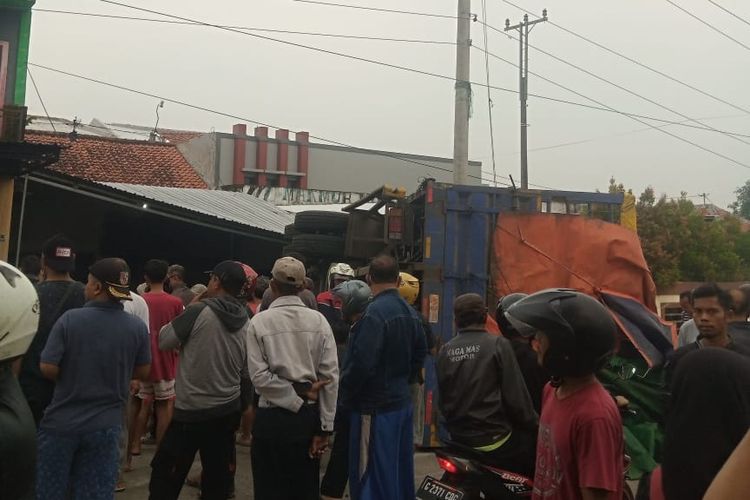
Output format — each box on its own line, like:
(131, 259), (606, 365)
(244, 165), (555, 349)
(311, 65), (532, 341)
(493, 213), (657, 311)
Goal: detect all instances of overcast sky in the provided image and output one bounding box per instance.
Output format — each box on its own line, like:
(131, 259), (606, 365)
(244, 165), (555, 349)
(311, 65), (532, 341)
(26, 0), (750, 207)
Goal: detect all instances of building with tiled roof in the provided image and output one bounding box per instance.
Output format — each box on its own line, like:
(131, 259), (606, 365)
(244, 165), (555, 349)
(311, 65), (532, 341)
(696, 203), (750, 232)
(25, 131), (207, 188)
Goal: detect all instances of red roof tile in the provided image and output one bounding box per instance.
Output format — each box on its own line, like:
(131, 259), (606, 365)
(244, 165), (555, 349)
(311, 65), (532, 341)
(25, 131), (207, 189)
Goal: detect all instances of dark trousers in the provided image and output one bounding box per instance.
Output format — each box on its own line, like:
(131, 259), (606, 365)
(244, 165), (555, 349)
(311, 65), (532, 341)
(148, 412), (240, 500)
(320, 410), (350, 498)
(480, 428), (537, 478)
(251, 405), (321, 500)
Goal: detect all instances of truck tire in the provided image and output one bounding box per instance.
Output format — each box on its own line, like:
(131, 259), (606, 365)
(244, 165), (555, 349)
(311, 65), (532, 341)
(291, 234), (345, 257)
(294, 211), (349, 234)
(284, 224), (299, 237)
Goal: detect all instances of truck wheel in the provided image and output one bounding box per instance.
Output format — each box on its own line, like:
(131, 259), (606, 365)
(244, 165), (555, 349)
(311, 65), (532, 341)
(294, 211), (349, 234)
(291, 234), (345, 257)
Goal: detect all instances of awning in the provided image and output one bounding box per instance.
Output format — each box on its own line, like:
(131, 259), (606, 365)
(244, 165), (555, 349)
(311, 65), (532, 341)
(28, 171), (293, 241)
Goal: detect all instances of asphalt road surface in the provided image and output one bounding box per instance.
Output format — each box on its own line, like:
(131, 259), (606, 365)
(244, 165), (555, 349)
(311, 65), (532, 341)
(119, 439), (442, 499)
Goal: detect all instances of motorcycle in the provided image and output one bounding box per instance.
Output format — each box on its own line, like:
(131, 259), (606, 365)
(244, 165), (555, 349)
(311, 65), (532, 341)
(417, 440), (635, 500)
(416, 440), (532, 500)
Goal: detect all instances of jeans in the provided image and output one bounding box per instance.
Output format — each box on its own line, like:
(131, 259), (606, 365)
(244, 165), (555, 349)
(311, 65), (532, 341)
(36, 426), (121, 500)
(149, 412), (239, 500)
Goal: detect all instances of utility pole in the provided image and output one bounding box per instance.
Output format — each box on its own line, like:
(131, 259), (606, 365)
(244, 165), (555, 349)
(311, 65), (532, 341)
(505, 10), (547, 190)
(453, 0), (471, 185)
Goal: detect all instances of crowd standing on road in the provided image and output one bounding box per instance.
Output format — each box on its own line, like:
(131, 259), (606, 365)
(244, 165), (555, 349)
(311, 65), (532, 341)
(4, 233), (750, 500)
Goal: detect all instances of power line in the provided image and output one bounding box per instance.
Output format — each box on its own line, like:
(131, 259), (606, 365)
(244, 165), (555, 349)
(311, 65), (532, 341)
(27, 62), (513, 188)
(97, 1), (750, 143)
(500, 0), (750, 116)
(498, 113), (747, 156)
(477, 34), (750, 146)
(27, 67), (56, 132)
(97, 0), (750, 173)
(480, 0), (498, 187)
(707, 0), (750, 28)
(473, 45), (750, 170)
(290, 0), (750, 126)
(506, 33), (750, 147)
(665, 0), (750, 52)
(33, 8), (455, 45)
(291, 0), (465, 20)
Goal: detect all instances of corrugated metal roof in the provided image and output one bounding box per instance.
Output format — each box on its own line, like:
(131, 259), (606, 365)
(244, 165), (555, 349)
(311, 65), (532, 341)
(103, 183), (294, 234)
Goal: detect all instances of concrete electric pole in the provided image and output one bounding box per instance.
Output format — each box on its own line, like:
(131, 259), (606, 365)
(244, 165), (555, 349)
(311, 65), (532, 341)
(505, 10), (547, 190)
(453, 0), (472, 185)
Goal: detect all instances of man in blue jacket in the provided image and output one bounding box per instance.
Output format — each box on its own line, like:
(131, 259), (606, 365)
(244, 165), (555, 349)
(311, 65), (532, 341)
(340, 254), (427, 500)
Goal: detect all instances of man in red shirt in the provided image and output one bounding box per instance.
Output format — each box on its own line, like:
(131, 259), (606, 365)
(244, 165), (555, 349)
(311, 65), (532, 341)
(130, 259), (184, 453)
(505, 289), (623, 500)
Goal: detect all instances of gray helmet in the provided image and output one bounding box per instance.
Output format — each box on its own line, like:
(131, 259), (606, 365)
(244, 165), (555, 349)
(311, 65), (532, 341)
(333, 280), (372, 320)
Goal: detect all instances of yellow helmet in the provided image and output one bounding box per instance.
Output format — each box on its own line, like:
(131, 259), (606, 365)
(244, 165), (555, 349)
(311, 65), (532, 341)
(398, 272), (420, 305)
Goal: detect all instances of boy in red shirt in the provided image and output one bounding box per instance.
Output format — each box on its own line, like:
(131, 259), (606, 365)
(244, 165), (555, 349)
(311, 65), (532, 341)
(506, 289), (624, 500)
(130, 259), (184, 454)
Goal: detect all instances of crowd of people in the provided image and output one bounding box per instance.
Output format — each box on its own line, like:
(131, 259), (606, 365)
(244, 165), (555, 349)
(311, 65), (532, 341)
(0, 235), (427, 500)
(2, 232), (750, 500)
(433, 282), (750, 500)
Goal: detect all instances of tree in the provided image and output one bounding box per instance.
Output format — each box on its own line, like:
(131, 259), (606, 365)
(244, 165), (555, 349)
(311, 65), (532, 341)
(608, 176), (624, 194)
(730, 180), (750, 219)
(604, 179), (749, 289)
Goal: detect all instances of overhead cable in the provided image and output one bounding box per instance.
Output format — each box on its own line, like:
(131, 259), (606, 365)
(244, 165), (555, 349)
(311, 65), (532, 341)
(474, 46), (750, 169)
(665, 0), (750, 52)
(33, 8), (455, 45)
(28, 62), (514, 187)
(500, 0), (750, 115)
(96, 1), (750, 140)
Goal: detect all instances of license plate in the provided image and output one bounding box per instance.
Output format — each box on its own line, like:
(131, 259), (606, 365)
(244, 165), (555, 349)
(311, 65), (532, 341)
(416, 476), (465, 500)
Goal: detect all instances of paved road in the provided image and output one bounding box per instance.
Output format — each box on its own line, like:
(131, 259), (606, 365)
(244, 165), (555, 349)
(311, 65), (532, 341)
(119, 440), (442, 499)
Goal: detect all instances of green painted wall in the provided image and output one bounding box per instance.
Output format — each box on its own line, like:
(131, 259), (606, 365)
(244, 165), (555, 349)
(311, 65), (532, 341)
(13, 9), (30, 104)
(0, 0), (34, 105)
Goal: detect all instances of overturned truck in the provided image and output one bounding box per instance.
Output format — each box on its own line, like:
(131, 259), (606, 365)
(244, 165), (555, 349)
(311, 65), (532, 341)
(286, 180), (673, 472)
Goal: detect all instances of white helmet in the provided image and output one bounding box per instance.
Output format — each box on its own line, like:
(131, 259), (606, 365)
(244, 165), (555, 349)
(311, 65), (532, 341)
(0, 261), (40, 363)
(329, 262), (355, 278)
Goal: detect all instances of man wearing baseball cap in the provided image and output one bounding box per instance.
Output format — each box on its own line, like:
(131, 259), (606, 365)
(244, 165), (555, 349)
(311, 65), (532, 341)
(19, 234), (86, 426)
(149, 260), (252, 500)
(248, 256), (339, 500)
(36, 257), (151, 499)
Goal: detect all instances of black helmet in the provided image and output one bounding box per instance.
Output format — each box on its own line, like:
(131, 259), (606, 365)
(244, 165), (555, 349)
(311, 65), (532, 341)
(495, 293), (528, 337)
(505, 288), (617, 379)
(333, 280), (372, 321)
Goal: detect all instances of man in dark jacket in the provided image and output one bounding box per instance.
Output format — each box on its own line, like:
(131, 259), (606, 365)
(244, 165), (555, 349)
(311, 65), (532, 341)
(495, 293), (549, 413)
(437, 293), (538, 477)
(340, 255), (427, 500)
(149, 261), (250, 500)
(19, 234), (85, 426)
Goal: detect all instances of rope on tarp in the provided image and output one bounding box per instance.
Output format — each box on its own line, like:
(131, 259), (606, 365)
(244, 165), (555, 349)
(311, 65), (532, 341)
(498, 221), (599, 291)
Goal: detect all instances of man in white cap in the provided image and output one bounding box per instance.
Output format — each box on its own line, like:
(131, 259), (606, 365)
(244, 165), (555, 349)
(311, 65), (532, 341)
(248, 256), (339, 500)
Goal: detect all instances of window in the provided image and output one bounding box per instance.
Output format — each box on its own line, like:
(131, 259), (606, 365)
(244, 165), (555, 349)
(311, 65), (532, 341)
(265, 174), (280, 188)
(244, 172), (258, 186)
(662, 304), (683, 323)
